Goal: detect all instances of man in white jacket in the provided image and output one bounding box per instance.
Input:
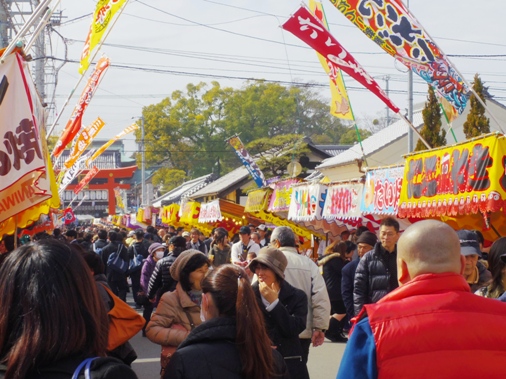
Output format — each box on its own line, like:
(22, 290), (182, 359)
(270, 226), (331, 364)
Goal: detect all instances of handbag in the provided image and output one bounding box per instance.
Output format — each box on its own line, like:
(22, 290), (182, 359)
(72, 357), (98, 379)
(100, 284), (145, 350)
(159, 310), (196, 378)
(128, 245), (144, 274)
(136, 290), (149, 306)
(107, 244), (129, 274)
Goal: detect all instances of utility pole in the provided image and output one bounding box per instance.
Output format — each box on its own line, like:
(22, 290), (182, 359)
(407, 0), (414, 153)
(384, 75), (391, 127)
(140, 116), (146, 207)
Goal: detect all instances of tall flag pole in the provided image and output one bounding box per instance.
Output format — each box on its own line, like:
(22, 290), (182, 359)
(226, 135), (267, 188)
(282, 6), (430, 149)
(47, 0), (130, 139)
(308, 0), (367, 165)
(51, 57), (110, 158)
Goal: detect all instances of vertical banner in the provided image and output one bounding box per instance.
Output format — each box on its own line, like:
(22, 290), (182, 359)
(52, 57), (110, 158)
(0, 53), (52, 224)
(282, 7), (399, 113)
(308, 0), (354, 120)
(59, 149), (95, 194)
(227, 136), (266, 188)
(74, 166), (100, 194)
(322, 183), (364, 220)
(329, 0), (469, 114)
(64, 117), (106, 168)
(80, 0), (128, 74)
(86, 123), (138, 166)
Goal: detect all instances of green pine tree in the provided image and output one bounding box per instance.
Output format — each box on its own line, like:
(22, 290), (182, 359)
(463, 73), (490, 139)
(415, 86), (446, 151)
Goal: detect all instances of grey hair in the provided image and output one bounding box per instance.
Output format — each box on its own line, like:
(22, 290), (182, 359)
(270, 226), (296, 247)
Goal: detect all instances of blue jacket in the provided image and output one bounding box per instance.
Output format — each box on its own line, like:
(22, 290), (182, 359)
(341, 258), (360, 322)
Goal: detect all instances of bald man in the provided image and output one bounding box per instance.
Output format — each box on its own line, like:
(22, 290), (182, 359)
(337, 220), (506, 379)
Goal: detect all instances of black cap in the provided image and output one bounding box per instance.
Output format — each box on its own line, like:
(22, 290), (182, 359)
(239, 226), (251, 235)
(456, 230), (482, 258)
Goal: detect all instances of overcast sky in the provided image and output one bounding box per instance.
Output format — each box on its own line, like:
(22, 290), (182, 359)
(46, 0), (506, 156)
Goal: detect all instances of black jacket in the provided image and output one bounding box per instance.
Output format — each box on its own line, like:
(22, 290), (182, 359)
(318, 253), (348, 302)
(0, 356), (137, 379)
(252, 280), (309, 379)
(147, 250), (181, 299)
(164, 317), (289, 379)
(101, 241), (129, 279)
(128, 240), (150, 260)
(353, 242), (398, 316)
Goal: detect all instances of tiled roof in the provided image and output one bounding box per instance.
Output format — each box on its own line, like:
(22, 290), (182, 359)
(313, 145), (352, 157)
(317, 111), (424, 170)
(153, 174), (215, 207)
(190, 166), (249, 199)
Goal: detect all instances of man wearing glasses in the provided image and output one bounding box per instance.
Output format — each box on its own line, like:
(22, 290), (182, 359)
(353, 217), (400, 316)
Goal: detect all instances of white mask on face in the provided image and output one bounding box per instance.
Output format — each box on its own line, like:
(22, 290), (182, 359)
(155, 250), (164, 259)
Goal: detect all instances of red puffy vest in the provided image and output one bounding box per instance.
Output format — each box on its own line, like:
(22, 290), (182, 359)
(363, 273), (506, 379)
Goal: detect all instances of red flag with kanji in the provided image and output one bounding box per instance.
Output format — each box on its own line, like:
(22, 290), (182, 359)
(63, 207), (76, 225)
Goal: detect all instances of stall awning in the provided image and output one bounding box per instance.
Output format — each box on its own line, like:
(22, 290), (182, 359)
(399, 133), (506, 218)
(360, 166), (404, 216)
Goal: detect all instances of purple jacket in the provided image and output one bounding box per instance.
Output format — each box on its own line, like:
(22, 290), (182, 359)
(141, 255), (157, 293)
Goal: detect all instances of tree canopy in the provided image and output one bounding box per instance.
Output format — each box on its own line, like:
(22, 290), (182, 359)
(137, 81), (365, 178)
(415, 86), (446, 152)
(463, 74), (490, 139)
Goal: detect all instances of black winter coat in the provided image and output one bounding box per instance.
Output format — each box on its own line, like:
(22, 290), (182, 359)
(353, 242), (398, 316)
(252, 280), (309, 379)
(318, 253), (348, 302)
(164, 317), (289, 379)
(147, 251), (181, 299)
(101, 241), (129, 279)
(0, 356), (137, 379)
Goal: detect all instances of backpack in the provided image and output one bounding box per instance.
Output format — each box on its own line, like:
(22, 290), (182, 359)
(128, 245), (144, 274)
(107, 244), (129, 274)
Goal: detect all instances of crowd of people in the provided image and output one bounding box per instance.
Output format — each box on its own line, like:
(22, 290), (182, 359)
(1, 217), (506, 378)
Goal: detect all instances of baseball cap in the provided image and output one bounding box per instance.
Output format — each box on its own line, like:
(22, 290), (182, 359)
(256, 224), (267, 231)
(128, 230), (135, 237)
(182, 231), (190, 238)
(239, 226), (251, 235)
(457, 230), (482, 258)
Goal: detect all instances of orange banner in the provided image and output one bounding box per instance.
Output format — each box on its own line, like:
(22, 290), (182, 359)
(53, 57), (110, 158)
(86, 123), (138, 167)
(64, 117), (105, 168)
(74, 166), (99, 194)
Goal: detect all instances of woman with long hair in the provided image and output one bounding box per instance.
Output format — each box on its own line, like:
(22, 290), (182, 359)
(475, 237), (506, 298)
(249, 247), (309, 379)
(164, 264), (289, 379)
(146, 250), (210, 376)
(0, 239), (137, 379)
(318, 240), (355, 342)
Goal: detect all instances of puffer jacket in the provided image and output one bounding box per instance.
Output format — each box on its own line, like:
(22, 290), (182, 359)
(145, 282), (201, 347)
(147, 250), (182, 299)
(353, 242), (398, 316)
(164, 317), (290, 379)
(141, 255), (157, 293)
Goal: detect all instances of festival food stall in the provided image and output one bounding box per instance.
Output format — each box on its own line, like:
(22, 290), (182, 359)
(398, 133), (506, 241)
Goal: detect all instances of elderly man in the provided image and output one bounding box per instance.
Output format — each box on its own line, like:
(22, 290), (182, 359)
(337, 220), (506, 379)
(270, 226), (330, 364)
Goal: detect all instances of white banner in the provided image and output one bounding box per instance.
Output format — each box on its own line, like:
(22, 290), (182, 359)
(198, 199), (223, 223)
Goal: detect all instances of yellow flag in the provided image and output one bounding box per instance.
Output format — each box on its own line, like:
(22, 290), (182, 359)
(64, 117), (106, 169)
(86, 123), (139, 167)
(79, 0), (128, 74)
(308, 0), (354, 121)
(438, 93), (459, 123)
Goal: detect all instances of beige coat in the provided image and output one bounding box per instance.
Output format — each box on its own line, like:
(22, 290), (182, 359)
(145, 282), (202, 347)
